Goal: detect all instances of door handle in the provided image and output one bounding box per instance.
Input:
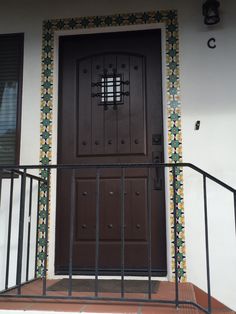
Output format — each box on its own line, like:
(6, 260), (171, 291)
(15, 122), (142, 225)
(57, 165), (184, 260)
(152, 152), (162, 190)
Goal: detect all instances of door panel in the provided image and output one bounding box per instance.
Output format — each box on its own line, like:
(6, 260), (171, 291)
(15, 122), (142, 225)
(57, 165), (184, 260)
(56, 29), (166, 275)
(75, 177), (148, 241)
(77, 58), (92, 156)
(129, 55), (146, 155)
(77, 54), (146, 156)
(117, 54), (130, 154)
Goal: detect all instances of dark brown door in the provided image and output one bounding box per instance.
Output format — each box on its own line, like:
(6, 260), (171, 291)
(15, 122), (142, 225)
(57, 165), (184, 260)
(56, 30), (166, 276)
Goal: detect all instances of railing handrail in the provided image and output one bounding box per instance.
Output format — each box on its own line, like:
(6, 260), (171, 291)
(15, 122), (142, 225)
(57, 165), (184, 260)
(183, 163), (236, 193)
(0, 162), (235, 193)
(1, 168), (47, 183)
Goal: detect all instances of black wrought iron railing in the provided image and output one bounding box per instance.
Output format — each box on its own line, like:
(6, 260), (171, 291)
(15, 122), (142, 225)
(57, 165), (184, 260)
(0, 163), (235, 314)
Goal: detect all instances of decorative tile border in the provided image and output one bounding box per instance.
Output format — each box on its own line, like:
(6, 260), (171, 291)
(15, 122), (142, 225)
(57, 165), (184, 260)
(38, 10), (186, 282)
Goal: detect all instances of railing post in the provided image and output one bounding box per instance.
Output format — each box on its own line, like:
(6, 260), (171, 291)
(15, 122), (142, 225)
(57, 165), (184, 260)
(68, 169), (75, 296)
(0, 170), (2, 206)
(95, 168), (100, 297)
(16, 169), (27, 295)
(42, 168), (50, 295)
(5, 171), (14, 290)
(120, 168), (125, 298)
(147, 167), (152, 299)
(234, 192), (236, 236)
(34, 180), (41, 279)
(203, 175), (212, 314)
(172, 165), (179, 309)
(26, 178), (33, 282)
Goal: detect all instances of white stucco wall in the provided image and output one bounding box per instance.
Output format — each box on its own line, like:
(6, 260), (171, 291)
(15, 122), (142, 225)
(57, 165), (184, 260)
(0, 0), (235, 310)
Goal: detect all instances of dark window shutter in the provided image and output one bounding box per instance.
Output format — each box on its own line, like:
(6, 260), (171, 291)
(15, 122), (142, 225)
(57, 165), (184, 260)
(0, 34), (23, 165)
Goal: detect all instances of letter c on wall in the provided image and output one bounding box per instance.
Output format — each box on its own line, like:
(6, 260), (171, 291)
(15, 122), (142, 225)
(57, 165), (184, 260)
(207, 38), (216, 49)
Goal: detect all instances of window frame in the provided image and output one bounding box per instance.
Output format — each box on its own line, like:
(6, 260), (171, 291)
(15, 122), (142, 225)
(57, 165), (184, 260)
(0, 33), (24, 167)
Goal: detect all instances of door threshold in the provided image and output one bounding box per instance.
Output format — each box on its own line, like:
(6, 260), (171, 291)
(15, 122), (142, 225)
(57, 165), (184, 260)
(49, 274), (168, 281)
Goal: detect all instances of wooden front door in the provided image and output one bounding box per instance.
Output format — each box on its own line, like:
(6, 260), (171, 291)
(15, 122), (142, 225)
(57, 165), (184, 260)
(56, 30), (167, 276)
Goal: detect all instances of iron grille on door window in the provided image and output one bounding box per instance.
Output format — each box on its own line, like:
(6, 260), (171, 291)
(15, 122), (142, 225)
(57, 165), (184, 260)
(101, 75), (122, 104)
(92, 69), (130, 110)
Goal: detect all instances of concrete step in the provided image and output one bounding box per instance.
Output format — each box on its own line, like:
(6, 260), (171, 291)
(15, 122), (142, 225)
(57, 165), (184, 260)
(0, 279), (234, 313)
(192, 284), (234, 313)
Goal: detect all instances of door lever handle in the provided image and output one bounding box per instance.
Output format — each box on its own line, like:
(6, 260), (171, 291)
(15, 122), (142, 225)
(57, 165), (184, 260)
(152, 152), (162, 190)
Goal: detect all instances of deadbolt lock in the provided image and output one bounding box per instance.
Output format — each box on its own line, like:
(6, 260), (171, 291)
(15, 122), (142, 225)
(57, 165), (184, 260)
(152, 134), (162, 145)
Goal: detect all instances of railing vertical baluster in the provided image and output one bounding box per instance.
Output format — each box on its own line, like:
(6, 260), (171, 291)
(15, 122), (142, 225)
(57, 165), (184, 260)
(0, 170), (2, 206)
(5, 171), (14, 290)
(95, 168), (100, 297)
(43, 168), (50, 295)
(120, 168), (125, 298)
(234, 192), (236, 235)
(147, 167), (152, 299)
(34, 180), (41, 279)
(26, 178), (33, 282)
(203, 175), (212, 314)
(68, 170), (76, 296)
(16, 169), (27, 295)
(172, 166), (179, 308)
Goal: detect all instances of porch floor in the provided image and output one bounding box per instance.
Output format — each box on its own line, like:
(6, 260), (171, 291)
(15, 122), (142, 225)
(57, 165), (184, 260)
(0, 279), (233, 313)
